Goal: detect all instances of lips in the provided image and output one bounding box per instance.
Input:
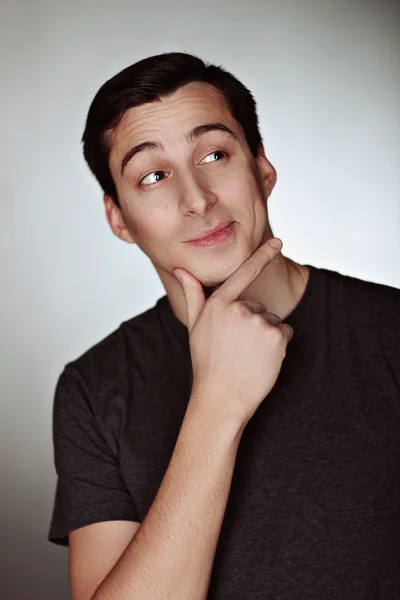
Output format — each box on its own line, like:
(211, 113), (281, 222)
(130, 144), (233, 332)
(188, 221), (233, 242)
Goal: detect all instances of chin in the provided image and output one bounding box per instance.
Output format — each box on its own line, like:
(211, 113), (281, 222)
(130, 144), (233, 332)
(179, 225), (266, 287)
(196, 253), (250, 289)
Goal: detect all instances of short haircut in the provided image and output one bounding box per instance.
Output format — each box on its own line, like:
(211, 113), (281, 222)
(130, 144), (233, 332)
(82, 52), (263, 207)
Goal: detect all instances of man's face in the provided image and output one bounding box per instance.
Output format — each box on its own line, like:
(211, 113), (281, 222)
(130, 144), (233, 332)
(106, 82), (276, 287)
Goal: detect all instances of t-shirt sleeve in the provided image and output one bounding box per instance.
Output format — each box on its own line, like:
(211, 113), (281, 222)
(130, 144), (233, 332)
(48, 366), (140, 546)
(376, 283), (400, 390)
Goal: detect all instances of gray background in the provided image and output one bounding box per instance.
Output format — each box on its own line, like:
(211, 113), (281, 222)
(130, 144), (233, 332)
(1, 0), (399, 598)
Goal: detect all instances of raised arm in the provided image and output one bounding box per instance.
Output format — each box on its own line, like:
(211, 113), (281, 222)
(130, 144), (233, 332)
(70, 239), (293, 600)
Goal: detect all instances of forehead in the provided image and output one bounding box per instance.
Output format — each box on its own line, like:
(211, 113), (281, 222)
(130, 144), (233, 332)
(108, 82), (243, 164)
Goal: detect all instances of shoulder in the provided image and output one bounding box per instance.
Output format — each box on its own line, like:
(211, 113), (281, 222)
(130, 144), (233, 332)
(55, 297), (169, 412)
(68, 297), (167, 370)
(318, 267), (400, 366)
(324, 267), (400, 320)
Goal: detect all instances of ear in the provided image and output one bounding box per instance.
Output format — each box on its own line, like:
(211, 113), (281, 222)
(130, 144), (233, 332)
(103, 194), (135, 244)
(255, 144), (277, 197)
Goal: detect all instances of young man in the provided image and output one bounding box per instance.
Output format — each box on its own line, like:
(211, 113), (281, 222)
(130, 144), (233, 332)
(48, 52), (400, 600)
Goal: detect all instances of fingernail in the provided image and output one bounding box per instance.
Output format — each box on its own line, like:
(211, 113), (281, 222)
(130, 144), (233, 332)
(267, 238), (282, 249)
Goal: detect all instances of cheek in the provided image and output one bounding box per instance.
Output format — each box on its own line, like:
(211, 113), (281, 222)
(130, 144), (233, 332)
(124, 201), (176, 251)
(220, 169), (263, 215)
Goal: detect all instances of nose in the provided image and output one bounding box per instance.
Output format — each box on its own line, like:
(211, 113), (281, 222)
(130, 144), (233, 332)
(178, 169), (217, 217)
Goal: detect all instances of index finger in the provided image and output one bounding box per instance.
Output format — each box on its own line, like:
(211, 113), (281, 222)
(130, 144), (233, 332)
(212, 238), (282, 302)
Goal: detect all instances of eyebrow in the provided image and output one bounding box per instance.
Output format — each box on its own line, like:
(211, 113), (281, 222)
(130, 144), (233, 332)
(120, 122), (238, 176)
(185, 122), (237, 144)
(120, 141), (162, 176)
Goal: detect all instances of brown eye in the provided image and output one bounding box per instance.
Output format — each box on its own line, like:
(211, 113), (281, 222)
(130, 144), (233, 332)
(141, 171), (167, 186)
(200, 150), (226, 164)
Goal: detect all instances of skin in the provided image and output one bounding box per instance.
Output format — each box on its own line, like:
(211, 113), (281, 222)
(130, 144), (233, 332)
(70, 82), (303, 600)
(104, 81), (309, 324)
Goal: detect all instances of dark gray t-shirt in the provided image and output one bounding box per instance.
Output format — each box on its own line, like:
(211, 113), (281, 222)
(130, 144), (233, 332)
(49, 265), (400, 599)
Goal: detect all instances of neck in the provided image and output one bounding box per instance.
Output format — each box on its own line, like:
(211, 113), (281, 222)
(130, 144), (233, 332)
(159, 253), (309, 327)
(237, 253), (308, 319)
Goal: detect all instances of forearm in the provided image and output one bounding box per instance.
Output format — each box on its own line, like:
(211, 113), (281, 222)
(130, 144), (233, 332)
(92, 397), (244, 600)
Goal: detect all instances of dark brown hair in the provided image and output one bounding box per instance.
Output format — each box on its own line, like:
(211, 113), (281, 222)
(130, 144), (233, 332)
(82, 52), (263, 207)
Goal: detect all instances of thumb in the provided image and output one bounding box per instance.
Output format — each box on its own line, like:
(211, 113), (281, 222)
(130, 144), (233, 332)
(174, 268), (206, 332)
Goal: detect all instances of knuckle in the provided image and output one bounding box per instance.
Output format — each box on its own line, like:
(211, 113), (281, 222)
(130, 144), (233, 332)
(252, 313), (267, 328)
(232, 301), (248, 317)
(258, 244), (273, 263)
(241, 262), (259, 279)
(258, 244), (269, 257)
(269, 325), (284, 344)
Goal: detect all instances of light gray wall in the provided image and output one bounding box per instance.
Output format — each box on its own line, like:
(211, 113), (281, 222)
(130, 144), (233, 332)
(1, 0), (399, 597)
